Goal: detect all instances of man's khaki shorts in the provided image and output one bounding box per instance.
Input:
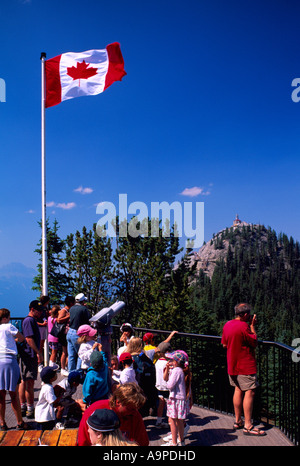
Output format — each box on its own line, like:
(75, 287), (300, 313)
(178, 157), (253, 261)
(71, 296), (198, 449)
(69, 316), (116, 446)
(229, 374), (259, 391)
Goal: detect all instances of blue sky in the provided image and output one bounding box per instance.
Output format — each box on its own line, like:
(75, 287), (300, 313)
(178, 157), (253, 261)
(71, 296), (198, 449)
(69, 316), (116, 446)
(1, 0), (300, 277)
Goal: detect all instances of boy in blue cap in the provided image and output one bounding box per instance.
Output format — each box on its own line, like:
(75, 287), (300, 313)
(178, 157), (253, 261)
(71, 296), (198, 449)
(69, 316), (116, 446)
(35, 364), (62, 430)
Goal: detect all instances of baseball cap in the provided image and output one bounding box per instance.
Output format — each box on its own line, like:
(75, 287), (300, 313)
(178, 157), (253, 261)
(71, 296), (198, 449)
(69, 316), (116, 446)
(157, 341), (171, 353)
(120, 323), (133, 332)
(87, 409), (120, 432)
(143, 332), (154, 342)
(40, 364), (59, 383)
(119, 352), (133, 363)
(77, 324), (97, 338)
(165, 350), (187, 365)
(29, 300), (43, 311)
(68, 370), (82, 385)
(90, 351), (103, 369)
(75, 293), (88, 302)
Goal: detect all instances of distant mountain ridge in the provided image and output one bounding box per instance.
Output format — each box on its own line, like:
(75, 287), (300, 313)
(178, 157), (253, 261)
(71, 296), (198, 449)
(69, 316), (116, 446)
(0, 262), (37, 317)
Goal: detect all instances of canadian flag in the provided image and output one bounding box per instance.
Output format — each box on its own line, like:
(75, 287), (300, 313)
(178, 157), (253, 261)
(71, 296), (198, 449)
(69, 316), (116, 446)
(45, 42), (126, 108)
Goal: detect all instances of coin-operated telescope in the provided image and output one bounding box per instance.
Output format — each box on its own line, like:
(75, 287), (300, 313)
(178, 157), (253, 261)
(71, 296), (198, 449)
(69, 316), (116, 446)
(89, 301), (125, 364)
(89, 301), (125, 330)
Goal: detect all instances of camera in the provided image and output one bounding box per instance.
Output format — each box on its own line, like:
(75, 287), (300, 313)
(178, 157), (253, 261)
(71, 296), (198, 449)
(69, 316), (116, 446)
(248, 314), (257, 325)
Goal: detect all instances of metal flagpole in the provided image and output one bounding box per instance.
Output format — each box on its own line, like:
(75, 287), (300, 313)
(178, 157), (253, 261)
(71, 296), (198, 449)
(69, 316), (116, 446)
(40, 52), (49, 366)
(40, 52), (48, 295)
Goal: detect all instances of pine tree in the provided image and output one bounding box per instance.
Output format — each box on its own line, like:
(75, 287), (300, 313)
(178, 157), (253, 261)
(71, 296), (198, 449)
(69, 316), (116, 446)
(32, 219), (70, 302)
(64, 223), (113, 313)
(113, 217), (183, 328)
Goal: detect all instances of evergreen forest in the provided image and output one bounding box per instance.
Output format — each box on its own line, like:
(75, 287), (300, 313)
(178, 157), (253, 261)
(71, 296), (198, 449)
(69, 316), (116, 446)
(33, 219), (300, 347)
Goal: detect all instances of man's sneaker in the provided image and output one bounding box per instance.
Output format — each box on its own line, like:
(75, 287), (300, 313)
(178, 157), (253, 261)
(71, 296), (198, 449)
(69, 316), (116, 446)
(26, 410), (34, 419)
(55, 422), (65, 430)
(61, 369), (69, 376)
(38, 364), (44, 373)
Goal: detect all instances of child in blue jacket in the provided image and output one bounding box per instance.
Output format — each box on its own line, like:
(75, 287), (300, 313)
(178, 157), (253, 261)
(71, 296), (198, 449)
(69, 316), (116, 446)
(81, 346), (109, 407)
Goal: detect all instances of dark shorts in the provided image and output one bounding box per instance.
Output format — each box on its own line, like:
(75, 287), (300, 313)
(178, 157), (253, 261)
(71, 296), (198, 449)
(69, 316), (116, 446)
(58, 333), (67, 347)
(19, 353), (38, 381)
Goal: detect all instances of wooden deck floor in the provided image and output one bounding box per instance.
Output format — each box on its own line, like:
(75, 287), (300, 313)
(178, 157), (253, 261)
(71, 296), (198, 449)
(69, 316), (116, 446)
(145, 406), (294, 446)
(0, 372), (294, 447)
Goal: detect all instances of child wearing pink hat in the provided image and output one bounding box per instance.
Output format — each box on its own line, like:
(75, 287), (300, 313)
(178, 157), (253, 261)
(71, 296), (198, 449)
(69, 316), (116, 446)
(77, 325), (101, 371)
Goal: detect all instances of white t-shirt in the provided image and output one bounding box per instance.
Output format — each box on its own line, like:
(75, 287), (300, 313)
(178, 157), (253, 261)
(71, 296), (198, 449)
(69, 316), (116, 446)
(119, 366), (138, 385)
(112, 369), (121, 383)
(117, 336), (133, 358)
(57, 377), (77, 396)
(35, 383), (57, 422)
(78, 341), (95, 369)
(0, 323), (19, 356)
(155, 358), (169, 391)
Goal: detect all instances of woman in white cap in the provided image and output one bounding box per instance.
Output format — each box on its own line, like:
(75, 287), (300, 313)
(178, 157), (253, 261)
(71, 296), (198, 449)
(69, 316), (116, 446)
(117, 323), (134, 358)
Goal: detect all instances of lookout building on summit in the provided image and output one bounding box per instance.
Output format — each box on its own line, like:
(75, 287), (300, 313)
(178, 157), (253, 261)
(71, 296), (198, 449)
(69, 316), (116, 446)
(233, 214), (242, 227)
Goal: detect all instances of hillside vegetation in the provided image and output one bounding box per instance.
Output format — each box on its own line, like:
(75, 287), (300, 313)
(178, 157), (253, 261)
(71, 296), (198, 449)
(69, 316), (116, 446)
(189, 222), (300, 345)
(33, 218), (300, 346)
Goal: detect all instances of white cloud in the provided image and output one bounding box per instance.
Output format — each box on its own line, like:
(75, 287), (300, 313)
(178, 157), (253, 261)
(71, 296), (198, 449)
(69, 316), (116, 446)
(56, 202), (76, 210)
(74, 186), (93, 195)
(46, 201), (76, 210)
(180, 186), (211, 197)
(26, 209), (35, 214)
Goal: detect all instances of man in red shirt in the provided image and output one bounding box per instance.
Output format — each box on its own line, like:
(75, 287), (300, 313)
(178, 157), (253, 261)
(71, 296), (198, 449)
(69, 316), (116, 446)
(77, 383), (149, 446)
(221, 303), (265, 436)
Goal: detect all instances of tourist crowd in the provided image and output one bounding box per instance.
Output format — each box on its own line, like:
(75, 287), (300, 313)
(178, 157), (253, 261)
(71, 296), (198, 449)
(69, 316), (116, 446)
(0, 295), (263, 445)
(0, 294), (192, 446)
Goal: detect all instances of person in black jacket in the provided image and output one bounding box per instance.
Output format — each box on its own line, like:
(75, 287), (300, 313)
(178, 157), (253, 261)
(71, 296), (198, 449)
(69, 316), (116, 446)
(66, 293), (91, 372)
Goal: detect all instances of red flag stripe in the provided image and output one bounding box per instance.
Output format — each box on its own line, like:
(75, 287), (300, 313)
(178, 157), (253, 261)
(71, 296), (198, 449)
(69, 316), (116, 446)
(104, 42), (127, 91)
(45, 54), (62, 108)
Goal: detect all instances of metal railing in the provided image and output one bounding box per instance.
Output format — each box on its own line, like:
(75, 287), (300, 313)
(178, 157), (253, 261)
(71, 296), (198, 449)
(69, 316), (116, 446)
(12, 318), (300, 445)
(112, 325), (300, 446)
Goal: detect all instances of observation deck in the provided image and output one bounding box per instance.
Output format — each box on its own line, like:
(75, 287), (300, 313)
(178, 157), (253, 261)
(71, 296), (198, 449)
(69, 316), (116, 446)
(1, 323), (297, 447)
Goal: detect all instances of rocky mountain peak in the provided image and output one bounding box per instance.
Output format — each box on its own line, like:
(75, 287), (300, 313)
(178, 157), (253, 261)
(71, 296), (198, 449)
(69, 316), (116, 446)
(188, 215), (268, 278)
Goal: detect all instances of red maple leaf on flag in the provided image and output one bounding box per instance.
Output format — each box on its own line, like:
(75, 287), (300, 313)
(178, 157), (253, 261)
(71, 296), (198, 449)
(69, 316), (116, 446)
(67, 60), (98, 86)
